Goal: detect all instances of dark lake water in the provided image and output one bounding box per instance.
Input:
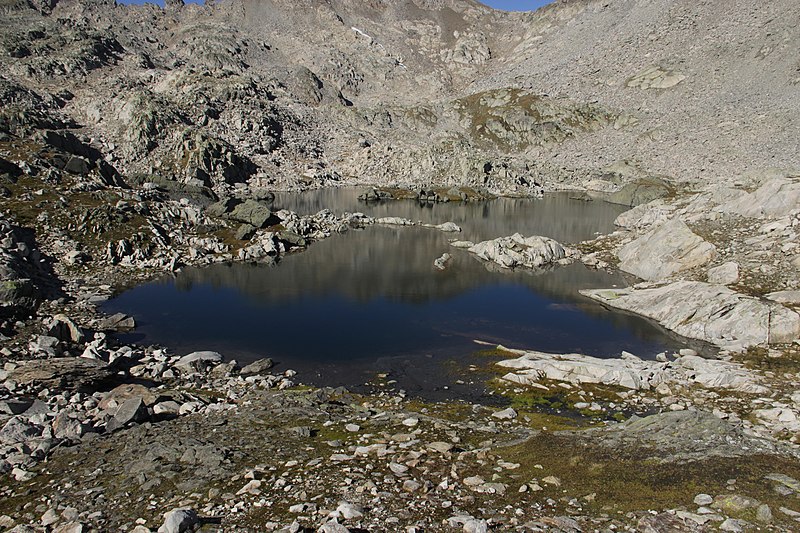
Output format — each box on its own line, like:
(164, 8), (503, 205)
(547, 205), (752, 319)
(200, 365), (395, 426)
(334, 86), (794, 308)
(105, 189), (695, 398)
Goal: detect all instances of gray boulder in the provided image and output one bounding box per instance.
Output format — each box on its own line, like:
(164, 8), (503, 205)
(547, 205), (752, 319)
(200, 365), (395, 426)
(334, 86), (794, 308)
(106, 397), (149, 432)
(98, 312), (136, 331)
(707, 262), (740, 285)
(765, 290), (800, 305)
(240, 358), (274, 376)
(7, 358), (114, 392)
(229, 200), (274, 229)
(234, 224), (257, 241)
(719, 178), (800, 218)
(174, 351), (223, 372)
(206, 197), (241, 218)
(52, 411), (90, 441)
(0, 417), (41, 445)
(618, 218), (716, 281)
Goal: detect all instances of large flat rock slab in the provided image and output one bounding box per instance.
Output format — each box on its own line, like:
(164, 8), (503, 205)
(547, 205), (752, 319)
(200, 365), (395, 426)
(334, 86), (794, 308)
(617, 218), (716, 281)
(7, 357), (114, 392)
(718, 177), (800, 218)
(497, 347), (768, 394)
(582, 281), (800, 350)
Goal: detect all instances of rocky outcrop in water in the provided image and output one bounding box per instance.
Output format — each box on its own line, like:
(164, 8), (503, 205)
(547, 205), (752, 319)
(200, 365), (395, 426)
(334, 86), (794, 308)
(468, 233), (573, 270)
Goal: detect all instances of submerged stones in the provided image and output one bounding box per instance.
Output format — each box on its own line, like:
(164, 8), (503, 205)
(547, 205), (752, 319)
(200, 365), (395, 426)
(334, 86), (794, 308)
(433, 252), (452, 270)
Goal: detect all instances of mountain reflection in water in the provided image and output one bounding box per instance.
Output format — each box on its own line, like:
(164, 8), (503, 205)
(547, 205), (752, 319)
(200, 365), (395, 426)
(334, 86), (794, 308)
(105, 190), (694, 392)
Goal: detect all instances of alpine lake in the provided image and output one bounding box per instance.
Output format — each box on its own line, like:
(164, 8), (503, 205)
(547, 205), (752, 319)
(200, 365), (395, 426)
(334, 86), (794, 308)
(104, 189), (701, 400)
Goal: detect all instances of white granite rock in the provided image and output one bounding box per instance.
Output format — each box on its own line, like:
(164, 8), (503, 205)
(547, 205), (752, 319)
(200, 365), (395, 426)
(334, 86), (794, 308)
(468, 233), (568, 269)
(618, 219), (716, 281)
(496, 346), (768, 394)
(707, 262), (740, 285)
(582, 281), (800, 349)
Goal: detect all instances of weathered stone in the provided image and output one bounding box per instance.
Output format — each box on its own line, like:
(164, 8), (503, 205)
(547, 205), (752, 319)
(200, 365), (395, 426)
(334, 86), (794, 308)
(318, 520), (350, 533)
(498, 347), (767, 394)
(334, 502), (363, 520)
(614, 200), (675, 230)
(107, 397), (148, 431)
(234, 224), (257, 241)
(376, 217), (414, 226)
(99, 384), (159, 409)
(427, 441), (454, 453)
(0, 398), (34, 415)
(240, 358), (274, 376)
(98, 313), (136, 331)
(153, 401), (181, 416)
(719, 178), (800, 218)
(694, 494), (713, 506)
(0, 417), (41, 445)
(469, 233), (568, 269)
(206, 198), (241, 218)
(463, 519), (488, 533)
(8, 358), (114, 392)
(618, 219), (716, 281)
(46, 314), (85, 343)
(434, 222), (461, 232)
(52, 411), (89, 441)
(756, 504), (773, 524)
(433, 252), (452, 270)
(491, 407), (517, 420)
(174, 351), (223, 372)
(707, 262), (740, 285)
(765, 473), (800, 493)
(627, 66), (686, 89)
(765, 290), (800, 305)
(229, 200), (274, 228)
(52, 523), (83, 533)
(582, 282), (800, 349)
(638, 513), (696, 533)
(28, 335), (61, 357)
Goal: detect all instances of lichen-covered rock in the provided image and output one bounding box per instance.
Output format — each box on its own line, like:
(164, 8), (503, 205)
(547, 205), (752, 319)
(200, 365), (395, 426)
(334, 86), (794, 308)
(229, 200), (275, 229)
(626, 66), (687, 89)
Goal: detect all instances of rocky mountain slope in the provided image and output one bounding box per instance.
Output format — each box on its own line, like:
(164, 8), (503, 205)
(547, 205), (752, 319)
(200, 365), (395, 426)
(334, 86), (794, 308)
(3, 0), (795, 198)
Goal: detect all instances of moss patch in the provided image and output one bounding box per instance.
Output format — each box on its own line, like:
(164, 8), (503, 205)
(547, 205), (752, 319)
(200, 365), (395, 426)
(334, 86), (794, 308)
(499, 433), (800, 522)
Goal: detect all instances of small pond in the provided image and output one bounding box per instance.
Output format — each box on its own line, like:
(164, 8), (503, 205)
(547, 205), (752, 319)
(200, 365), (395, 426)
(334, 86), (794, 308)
(104, 189), (693, 398)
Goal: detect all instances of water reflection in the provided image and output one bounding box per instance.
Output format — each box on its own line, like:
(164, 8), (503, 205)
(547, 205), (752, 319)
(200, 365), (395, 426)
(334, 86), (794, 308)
(270, 189), (623, 244)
